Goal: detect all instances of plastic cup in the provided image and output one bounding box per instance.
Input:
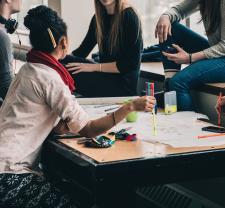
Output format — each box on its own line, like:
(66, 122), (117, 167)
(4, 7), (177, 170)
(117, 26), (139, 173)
(124, 99), (138, 122)
(164, 91), (177, 115)
(126, 111), (138, 122)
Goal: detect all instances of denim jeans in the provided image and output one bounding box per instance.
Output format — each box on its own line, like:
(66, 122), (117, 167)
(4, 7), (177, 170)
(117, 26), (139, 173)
(160, 22), (225, 111)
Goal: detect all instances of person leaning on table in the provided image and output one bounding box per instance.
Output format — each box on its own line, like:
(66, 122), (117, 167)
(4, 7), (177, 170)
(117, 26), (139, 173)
(0, 5), (155, 208)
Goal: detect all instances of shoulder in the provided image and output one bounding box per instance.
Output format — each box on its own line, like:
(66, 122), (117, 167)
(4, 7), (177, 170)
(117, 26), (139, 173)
(121, 7), (142, 37)
(122, 7), (140, 23)
(90, 15), (97, 26)
(20, 63), (65, 88)
(0, 28), (11, 48)
(121, 7), (141, 31)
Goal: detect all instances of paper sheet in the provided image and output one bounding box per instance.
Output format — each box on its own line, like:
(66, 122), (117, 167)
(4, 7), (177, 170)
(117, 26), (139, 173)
(78, 99), (225, 148)
(77, 97), (138, 105)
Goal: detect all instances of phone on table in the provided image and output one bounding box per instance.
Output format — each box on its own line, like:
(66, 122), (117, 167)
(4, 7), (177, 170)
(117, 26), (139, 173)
(202, 126), (225, 133)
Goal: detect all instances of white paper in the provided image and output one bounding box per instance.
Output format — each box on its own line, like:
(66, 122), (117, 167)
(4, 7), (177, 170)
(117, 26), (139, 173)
(77, 97), (138, 105)
(78, 98), (225, 148)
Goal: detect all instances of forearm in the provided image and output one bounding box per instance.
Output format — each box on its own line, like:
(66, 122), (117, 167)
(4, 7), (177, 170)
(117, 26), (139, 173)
(98, 62), (119, 73)
(164, 0), (199, 23)
(79, 103), (134, 138)
(191, 51), (206, 63)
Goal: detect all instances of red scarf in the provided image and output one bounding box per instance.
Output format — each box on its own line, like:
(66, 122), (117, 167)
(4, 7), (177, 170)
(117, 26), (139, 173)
(27, 49), (75, 93)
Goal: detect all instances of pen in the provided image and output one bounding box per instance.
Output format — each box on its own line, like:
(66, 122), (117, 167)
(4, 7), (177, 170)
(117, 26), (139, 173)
(105, 106), (120, 112)
(198, 133), (225, 139)
(94, 104), (113, 108)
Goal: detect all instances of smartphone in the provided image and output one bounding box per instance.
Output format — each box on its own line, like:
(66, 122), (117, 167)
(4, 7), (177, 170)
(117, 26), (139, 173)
(202, 126), (225, 133)
(164, 46), (178, 54)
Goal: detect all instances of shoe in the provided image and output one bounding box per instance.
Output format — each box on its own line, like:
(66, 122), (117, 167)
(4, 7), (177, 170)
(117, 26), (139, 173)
(143, 44), (160, 53)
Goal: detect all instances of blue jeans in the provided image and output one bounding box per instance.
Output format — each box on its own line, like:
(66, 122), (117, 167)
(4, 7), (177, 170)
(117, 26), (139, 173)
(160, 22), (225, 111)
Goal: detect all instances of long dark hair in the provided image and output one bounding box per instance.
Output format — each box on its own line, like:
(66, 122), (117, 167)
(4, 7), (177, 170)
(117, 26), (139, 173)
(94, 0), (141, 54)
(199, 0), (221, 35)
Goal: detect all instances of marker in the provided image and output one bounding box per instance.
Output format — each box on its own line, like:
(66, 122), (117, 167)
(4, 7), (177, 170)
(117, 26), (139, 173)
(105, 106), (120, 112)
(198, 133), (225, 139)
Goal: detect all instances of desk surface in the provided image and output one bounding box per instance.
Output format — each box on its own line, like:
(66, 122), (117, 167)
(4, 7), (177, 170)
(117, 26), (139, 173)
(59, 138), (225, 164)
(43, 137), (225, 208)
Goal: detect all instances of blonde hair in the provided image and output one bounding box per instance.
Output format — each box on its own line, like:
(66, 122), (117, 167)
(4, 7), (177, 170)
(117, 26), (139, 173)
(94, 0), (141, 54)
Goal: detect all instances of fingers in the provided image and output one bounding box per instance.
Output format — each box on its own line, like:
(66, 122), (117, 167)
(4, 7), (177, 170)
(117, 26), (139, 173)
(163, 26), (170, 42)
(147, 96), (156, 105)
(66, 63), (82, 68)
(162, 51), (177, 59)
(168, 25), (172, 36)
(172, 44), (183, 52)
(159, 25), (165, 43)
(145, 105), (155, 112)
(215, 105), (220, 115)
(155, 27), (158, 39)
(72, 69), (83, 74)
(144, 96), (156, 112)
(66, 63), (83, 72)
(67, 66), (82, 72)
(157, 24), (170, 43)
(215, 99), (223, 114)
(162, 51), (181, 64)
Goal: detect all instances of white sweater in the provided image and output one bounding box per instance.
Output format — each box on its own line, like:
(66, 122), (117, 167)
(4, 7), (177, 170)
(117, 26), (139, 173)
(164, 0), (225, 59)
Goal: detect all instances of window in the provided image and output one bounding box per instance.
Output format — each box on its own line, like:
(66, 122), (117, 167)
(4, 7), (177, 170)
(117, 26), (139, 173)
(15, 0), (48, 33)
(130, 0), (182, 46)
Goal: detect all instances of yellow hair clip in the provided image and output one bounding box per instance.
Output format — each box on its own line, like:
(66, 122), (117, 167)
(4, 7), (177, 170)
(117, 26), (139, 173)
(47, 28), (57, 48)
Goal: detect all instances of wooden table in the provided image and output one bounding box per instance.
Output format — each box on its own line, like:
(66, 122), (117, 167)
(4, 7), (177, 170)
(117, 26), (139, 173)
(42, 137), (225, 208)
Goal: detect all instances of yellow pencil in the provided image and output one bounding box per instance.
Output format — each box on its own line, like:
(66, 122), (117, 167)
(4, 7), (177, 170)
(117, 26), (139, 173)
(152, 109), (157, 136)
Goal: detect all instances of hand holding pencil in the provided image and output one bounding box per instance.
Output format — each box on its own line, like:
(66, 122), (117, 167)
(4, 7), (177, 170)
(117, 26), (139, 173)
(215, 94), (225, 115)
(146, 82), (157, 136)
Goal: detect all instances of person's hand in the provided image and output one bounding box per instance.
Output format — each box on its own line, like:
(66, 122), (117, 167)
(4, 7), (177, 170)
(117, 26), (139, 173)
(162, 44), (190, 64)
(155, 14), (172, 43)
(215, 96), (225, 114)
(66, 63), (99, 74)
(131, 96), (156, 112)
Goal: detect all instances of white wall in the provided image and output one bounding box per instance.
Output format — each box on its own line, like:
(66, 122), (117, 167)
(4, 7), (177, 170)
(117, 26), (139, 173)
(61, 0), (95, 52)
(60, 0), (184, 51)
(61, 0), (153, 51)
(12, 0), (205, 51)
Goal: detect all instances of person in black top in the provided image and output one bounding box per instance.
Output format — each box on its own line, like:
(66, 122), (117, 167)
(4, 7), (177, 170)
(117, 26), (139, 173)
(63, 0), (143, 97)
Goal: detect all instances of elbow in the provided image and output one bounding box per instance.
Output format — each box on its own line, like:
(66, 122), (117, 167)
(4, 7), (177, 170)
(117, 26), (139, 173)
(78, 121), (100, 138)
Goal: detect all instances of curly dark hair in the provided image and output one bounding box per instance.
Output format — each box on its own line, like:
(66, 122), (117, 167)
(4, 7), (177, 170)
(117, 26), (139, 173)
(24, 5), (67, 53)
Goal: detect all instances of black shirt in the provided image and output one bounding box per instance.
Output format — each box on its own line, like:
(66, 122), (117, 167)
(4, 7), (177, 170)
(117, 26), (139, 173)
(72, 8), (143, 95)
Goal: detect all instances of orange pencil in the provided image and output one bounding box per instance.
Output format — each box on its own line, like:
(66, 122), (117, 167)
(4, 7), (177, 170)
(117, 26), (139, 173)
(198, 133), (225, 139)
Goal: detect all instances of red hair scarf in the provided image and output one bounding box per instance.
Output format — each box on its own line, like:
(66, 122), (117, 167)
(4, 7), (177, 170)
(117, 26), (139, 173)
(27, 50), (75, 93)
